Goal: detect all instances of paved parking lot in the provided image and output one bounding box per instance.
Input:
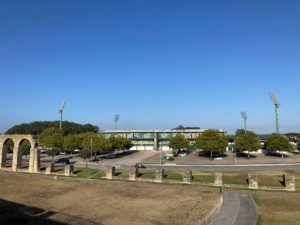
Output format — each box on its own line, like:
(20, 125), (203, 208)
(142, 151), (300, 165)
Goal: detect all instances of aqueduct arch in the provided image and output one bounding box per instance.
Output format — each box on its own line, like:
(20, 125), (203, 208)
(0, 135), (40, 173)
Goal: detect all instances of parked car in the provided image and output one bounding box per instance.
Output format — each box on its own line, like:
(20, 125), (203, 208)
(56, 158), (70, 165)
(59, 149), (71, 155)
(39, 148), (47, 154)
(73, 149), (80, 153)
(105, 154), (116, 159)
(178, 152), (187, 157)
(135, 163), (146, 168)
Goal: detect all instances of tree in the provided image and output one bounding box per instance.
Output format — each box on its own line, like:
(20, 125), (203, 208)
(173, 125), (200, 130)
(81, 132), (112, 155)
(195, 129), (228, 160)
(266, 134), (293, 157)
(20, 140), (31, 157)
(235, 132), (261, 159)
(235, 129), (246, 136)
(169, 134), (188, 154)
(39, 128), (64, 149)
(63, 134), (83, 150)
(110, 136), (133, 153)
(5, 121), (99, 135)
(47, 148), (59, 160)
(297, 142), (300, 151)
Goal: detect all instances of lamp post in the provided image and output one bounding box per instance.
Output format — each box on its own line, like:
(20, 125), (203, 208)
(241, 111), (248, 133)
(114, 114), (120, 130)
(59, 100), (66, 130)
(90, 137), (93, 162)
(269, 92), (280, 134)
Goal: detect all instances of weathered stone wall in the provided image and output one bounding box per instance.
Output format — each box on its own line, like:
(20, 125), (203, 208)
(248, 173), (258, 189)
(129, 166), (138, 181)
(0, 135), (38, 172)
(106, 166), (115, 179)
(183, 170), (192, 183)
(45, 163), (55, 175)
(65, 165), (74, 176)
(213, 172), (223, 186)
(283, 174), (295, 191)
(155, 169), (164, 182)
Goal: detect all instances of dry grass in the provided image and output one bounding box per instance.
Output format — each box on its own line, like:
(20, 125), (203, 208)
(0, 171), (220, 225)
(253, 191), (300, 225)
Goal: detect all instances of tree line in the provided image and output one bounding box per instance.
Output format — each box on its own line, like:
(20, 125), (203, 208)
(5, 121), (99, 135)
(38, 128), (133, 160)
(168, 129), (295, 159)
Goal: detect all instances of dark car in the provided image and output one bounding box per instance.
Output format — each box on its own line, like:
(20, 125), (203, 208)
(135, 163), (146, 168)
(56, 158), (70, 165)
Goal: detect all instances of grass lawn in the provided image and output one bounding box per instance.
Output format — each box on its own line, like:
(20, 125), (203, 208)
(223, 172), (249, 185)
(164, 170), (182, 180)
(74, 167), (105, 179)
(253, 191), (300, 225)
(193, 172), (214, 183)
(138, 170), (155, 179)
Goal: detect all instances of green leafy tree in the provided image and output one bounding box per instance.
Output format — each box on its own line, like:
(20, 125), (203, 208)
(266, 134), (293, 157)
(81, 132), (112, 155)
(20, 140), (31, 157)
(110, 136), (133, 153)
(47, 148), (59, 160)
(169, 134), (188, 154)
(3, 139), (14, 153)
(235, 129), (246, 136)
(80, 149), (91, 160)
(39, 128), (64, 149)
(235, 132), (261, 159)
(63, 134), (83, 150)
(5, 121), (99, 135)
(298, 142), (300, 151)
(195, 129), (228, 160)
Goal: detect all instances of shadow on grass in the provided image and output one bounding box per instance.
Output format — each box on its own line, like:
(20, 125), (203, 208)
(0, 198), (66, 225)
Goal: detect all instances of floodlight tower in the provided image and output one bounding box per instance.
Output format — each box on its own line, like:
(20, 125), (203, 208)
(59, 100), (66, 130)
(241, 111), (248, 132)
(269, 92), (280, 134)
(114, 114), (120, 130)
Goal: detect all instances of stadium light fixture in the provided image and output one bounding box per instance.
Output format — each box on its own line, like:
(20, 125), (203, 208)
(269, 92), (280, 134)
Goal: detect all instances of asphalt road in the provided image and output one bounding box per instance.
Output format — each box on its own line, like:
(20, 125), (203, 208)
(74, 162), (300, 171)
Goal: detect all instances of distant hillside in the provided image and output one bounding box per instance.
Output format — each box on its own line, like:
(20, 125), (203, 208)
(5, 121), (99, 135)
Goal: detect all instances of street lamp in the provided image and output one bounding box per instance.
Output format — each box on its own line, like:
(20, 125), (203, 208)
(269, 92), (280, 134)
(241, 111), (248, 132)
(59, 100), (66, 130)
(114, 114), (120, 130)
(90, 137), (93, 162)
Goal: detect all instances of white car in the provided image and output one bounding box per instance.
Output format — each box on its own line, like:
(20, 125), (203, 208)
(178, 152), (187, 157)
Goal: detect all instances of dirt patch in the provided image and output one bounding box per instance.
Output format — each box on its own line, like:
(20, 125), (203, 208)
(0, 171), (220, 225)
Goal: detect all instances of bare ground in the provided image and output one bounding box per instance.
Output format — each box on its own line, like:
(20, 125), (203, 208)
(0, 171), (220, 225)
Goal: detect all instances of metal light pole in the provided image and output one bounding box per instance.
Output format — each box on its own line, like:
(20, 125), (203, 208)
(241, 111), (248, 132)
(90, 137), (93, 161)
(114, 114), (120, 130)
(269, 92), (280, 134)
(59, 100), (66, 130)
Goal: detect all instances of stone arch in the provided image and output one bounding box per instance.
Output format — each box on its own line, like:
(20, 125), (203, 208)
(0, 135), (39, 173)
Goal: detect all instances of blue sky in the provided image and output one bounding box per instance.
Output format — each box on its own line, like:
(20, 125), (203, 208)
(0, 0), (299, 134)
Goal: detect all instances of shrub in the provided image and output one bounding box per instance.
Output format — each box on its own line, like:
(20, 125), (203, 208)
(168, 156), (174, 161)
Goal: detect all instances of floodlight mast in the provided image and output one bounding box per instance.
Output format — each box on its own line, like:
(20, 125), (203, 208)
(114, 114), (120, 130)
(269, 92), (280, 134)
(59, 100), (66, 130)
(241, 111), (248, 132)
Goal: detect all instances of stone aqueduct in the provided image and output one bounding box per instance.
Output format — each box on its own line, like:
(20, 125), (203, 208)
(0, 135), (40, 173)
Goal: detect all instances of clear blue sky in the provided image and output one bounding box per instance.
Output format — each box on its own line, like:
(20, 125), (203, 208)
(1, 0), (300, 134)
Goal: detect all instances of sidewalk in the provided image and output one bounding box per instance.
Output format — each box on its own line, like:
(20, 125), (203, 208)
(209, 192), (256, 225)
